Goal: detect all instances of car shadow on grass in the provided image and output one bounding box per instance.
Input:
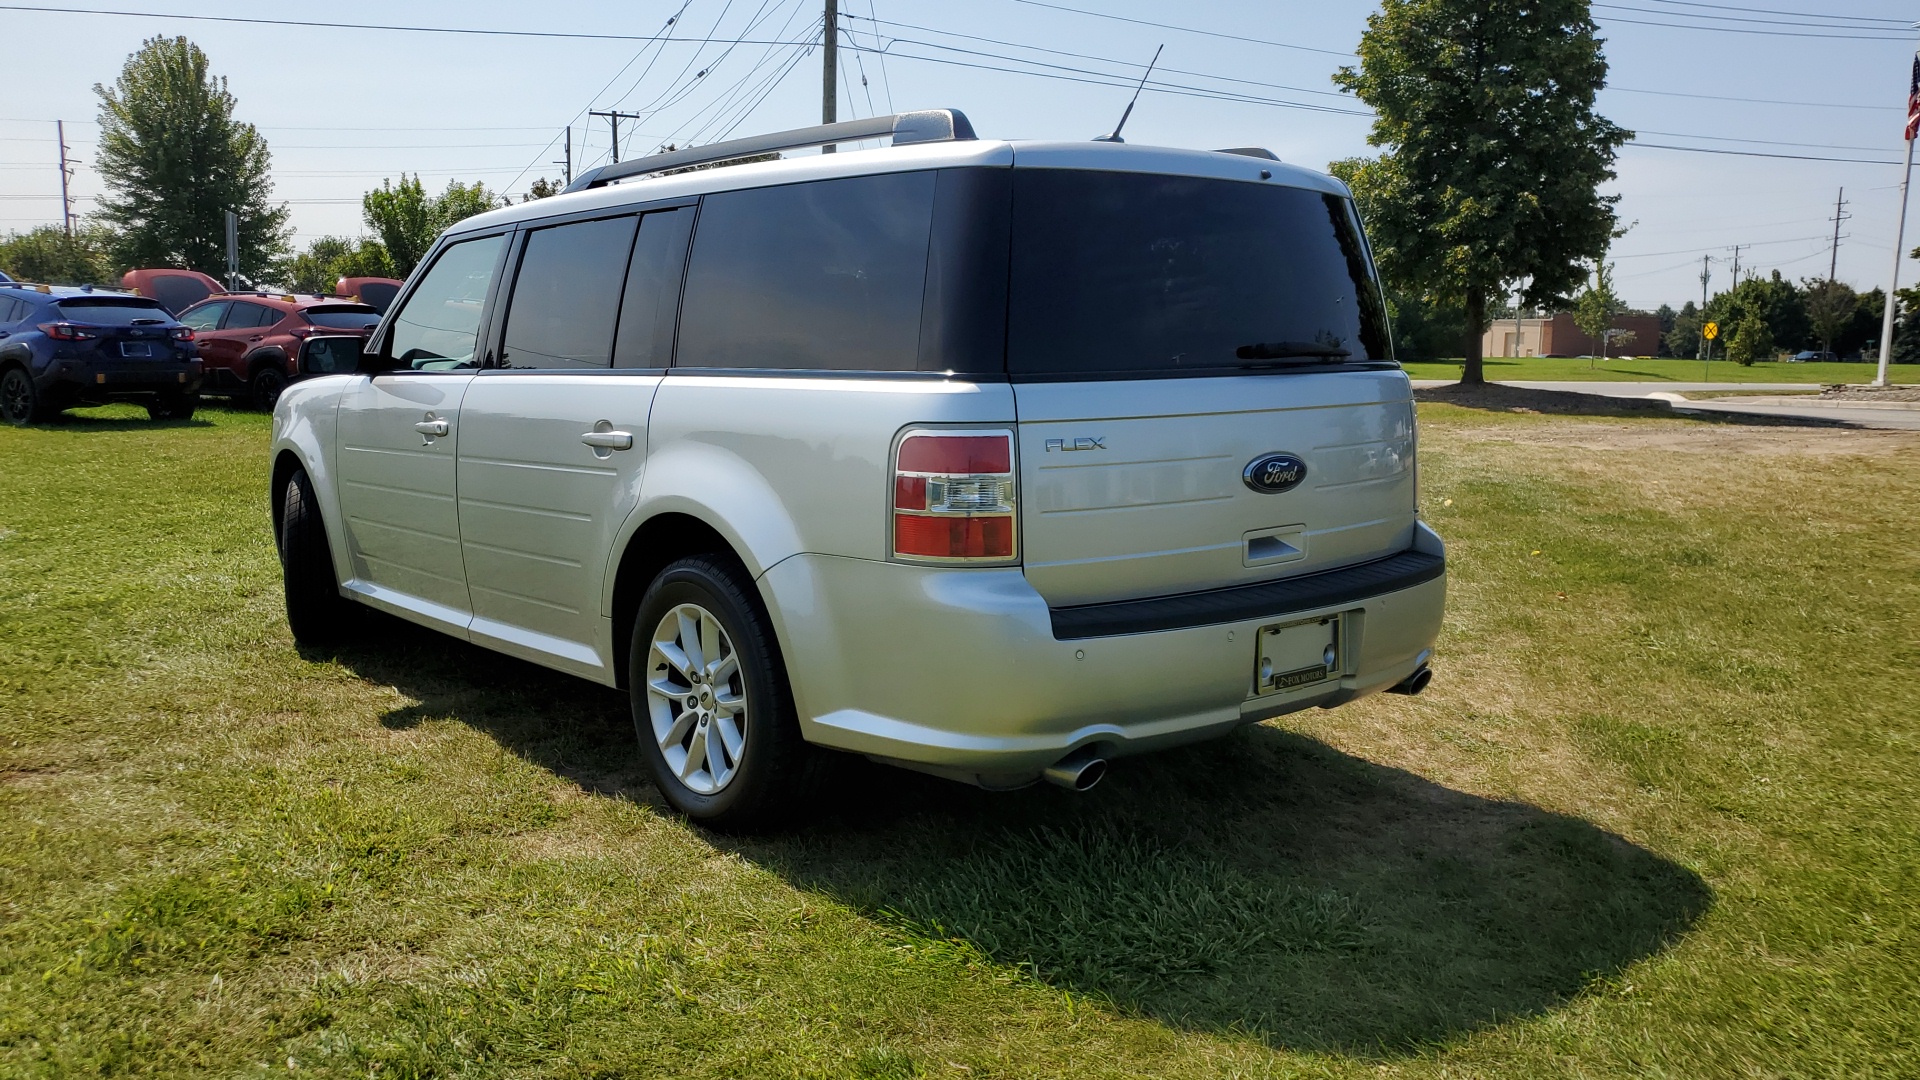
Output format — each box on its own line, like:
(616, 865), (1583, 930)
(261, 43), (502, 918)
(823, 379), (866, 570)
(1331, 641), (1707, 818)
(319, 619), (1712, 1057)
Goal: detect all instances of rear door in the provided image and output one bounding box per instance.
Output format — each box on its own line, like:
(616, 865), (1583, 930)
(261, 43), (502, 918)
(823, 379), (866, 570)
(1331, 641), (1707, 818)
(455, 205), (693, 682)
(1004, 164), (1414, 607)
(334, 233), (507, 632)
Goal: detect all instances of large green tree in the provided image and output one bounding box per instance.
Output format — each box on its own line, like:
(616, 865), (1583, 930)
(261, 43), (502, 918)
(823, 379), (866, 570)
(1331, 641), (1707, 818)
(362, 176), (499, 278)
(0, 223), (119, 285)
(92, 36), (289, 281)
(286, 236), (393, 294)
(1332, 0), (1629, 384)
(1704, 272), (1809, 355)
(1801, 278), (1856, 359)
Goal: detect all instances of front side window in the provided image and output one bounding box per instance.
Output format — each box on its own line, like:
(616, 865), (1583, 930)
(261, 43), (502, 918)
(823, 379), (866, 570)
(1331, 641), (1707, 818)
(676, 171), (936, 371)
(500, 215), (639, 369)
(178, 301), (228, 332)
(386, 234), (506, 369)
(1007, 170), (1393, 376)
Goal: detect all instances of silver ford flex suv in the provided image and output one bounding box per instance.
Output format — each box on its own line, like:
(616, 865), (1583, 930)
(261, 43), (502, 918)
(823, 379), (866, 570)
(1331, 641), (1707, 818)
(269, 110), (1445, 827)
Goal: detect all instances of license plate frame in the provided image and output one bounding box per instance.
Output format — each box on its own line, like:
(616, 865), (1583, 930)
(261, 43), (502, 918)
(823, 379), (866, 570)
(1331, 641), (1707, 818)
(1254, 615), (1341, 696)
(119, 340), (153, 358)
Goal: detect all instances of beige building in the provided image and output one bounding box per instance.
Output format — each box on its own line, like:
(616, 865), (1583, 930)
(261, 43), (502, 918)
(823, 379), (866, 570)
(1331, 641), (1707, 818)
(1481, 313), (1665, 358)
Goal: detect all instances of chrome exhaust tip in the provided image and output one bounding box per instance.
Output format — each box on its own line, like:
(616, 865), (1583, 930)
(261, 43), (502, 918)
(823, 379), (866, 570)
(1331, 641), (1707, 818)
(1388, 664), (1433, 696)
(1043, 748), (1108, 792)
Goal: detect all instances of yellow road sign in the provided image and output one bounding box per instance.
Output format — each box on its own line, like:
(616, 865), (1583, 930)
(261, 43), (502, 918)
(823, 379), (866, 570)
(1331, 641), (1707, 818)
(1703, 321), (1719, 340)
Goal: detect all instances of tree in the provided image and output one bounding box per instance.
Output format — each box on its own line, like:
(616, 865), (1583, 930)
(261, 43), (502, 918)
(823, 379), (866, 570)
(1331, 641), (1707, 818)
(1331, 0), (1628, 384)
(362, 175), (500, 278)
(1704, 271), (1809, 355)
(1726, 312), (1772, 366)
(1665, 301), (1703, 359)
(524, 178), (563, 201)
(1572, 261), (1623, 366)
(0, 223), (119, 284)
(1380, 289), (1469, 360)
(286, 236), (393, 294)
(92, 36), (289, 281)
(1653, 303), (1677, 356)
(1802, 278), (1856, 359)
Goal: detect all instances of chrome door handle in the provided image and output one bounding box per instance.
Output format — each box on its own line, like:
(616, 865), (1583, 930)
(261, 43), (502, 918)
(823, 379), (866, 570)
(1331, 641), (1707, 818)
(414, 419), (450, 437)
(580, 430), (633, 450)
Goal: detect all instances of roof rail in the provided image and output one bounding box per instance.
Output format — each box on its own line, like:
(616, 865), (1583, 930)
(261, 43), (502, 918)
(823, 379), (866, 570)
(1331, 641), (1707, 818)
(563, 108), (977, 193)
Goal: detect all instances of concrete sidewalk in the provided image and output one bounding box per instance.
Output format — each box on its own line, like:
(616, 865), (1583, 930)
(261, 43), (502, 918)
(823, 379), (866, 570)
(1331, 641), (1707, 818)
(1410, 380), (1920, 431)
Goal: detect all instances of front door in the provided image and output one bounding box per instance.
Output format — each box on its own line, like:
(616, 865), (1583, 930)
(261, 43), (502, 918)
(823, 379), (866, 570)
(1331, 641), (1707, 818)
(332, 232), (507, 633)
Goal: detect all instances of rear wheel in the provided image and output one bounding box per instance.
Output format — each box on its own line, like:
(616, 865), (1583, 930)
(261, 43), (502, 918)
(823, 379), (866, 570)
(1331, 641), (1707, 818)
(629, 556), (818, 829)
(147, 393), (198, 421)
(1, 367), (43, 426)
(279, 465), (355, 644)
(250, 366), (288, 411)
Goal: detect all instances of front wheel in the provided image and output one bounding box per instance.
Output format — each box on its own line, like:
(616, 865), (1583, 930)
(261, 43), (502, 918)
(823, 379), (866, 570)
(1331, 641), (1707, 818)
(629, 556), (818, 829)
(279, 465), (355, 644)
(1, 367), (43, 426)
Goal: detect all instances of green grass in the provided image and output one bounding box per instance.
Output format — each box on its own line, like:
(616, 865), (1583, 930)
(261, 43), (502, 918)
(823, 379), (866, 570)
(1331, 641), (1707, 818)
(2, 402), (1917, 1077)
(1401, 356), (1920, 384)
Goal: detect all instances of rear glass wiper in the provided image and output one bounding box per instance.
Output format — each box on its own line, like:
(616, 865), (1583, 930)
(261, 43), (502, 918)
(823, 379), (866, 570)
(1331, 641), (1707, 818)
(1235, 341), (1352, 361)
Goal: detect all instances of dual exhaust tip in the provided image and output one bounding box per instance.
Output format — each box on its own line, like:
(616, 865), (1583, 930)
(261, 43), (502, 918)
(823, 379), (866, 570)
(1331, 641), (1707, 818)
(1042, 747), (1107, 792)
(1388, 664), (1433, 696)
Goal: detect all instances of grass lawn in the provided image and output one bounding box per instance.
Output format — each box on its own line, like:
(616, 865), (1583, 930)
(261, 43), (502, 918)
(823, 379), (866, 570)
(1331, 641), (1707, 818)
(2, 403), (1917, 1077)
(1401, 356), (1920, 384)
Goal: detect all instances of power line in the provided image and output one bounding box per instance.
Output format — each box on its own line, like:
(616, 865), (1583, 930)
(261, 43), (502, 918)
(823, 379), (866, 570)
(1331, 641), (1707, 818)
(1595, 11), (1912, 40)
(1633, 129), (1908, 155)
(1624, 142), (1903, 165)
(1595, 2), (1910, 33)
(1636, 0), (1906, 24)
(1607, 86), (1898, 113)
(0, 4), (817, 45)
(1001, 0), (1356, 58)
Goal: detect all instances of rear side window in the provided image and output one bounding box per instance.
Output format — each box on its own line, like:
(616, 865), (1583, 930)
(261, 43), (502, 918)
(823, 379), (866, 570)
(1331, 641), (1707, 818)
(223, 301), (281, 329)
(1007, 170), (1393, 377)
(676, 171), (936, 371)
(500, 215), (639, 369)
(355, 281), (399, 312)
(386, 234), (506, 369)
(0, 297), (21, 324)
(613, 208), (693, 369)
(53, 298), (171, 325)
(178, 301), (227, 332)
(149, 275), (213, 314)
(303, 305), (382, 330)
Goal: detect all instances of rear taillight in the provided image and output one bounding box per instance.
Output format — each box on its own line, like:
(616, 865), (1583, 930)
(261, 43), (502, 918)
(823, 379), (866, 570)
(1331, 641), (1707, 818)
(170, 326), (194, 341)
(891, 430), (1018, 562)
(39, 322), (96, 341)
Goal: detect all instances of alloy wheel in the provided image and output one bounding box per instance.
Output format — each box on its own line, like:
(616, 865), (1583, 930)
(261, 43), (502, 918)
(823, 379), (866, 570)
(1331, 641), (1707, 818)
(644, 602), (748, 795)
(1, 369), (34, 424)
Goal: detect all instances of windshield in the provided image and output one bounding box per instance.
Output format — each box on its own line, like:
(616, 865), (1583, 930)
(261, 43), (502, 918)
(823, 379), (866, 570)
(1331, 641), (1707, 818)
(54, 297), (172, 326)
(304, 305), (381, 329)
(1006, 169), (1392, 376)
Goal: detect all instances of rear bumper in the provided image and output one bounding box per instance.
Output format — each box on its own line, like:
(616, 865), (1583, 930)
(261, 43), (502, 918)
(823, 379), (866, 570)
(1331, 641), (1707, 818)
(39, 358), (201, 400)
(760, 522), (1446, 786)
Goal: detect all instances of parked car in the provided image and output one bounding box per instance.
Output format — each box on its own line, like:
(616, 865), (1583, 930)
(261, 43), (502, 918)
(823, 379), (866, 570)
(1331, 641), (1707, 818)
(336, 276), (405, 314)
(121, 268), (223, 315)
(269, 110), (1446, 827)
(0, 283), (202, 424)
(176, 293), (382, 410)
(1787, 350), (1838, 363)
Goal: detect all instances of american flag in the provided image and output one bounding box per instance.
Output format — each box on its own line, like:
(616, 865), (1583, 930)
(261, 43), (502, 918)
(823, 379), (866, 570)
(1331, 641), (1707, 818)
(1908, 54), (1920, 141)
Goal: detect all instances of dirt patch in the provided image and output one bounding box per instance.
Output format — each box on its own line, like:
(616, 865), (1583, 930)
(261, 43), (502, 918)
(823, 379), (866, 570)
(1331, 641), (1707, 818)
(1415, 382), (1674, 417)
(1818, 384), (1920, 403)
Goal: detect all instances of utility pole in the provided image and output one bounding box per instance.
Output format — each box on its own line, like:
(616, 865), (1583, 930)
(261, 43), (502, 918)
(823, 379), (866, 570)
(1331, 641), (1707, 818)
(1728, 244), (1747, 290)
(1513, 286), (1523, 358)
(821, 0), (838, 152)
(590, 110), (641, 164)
(55, 119), (73, 236)
(1827, 187), (1851, 283)
(1697, 254), (1713, 361)
(554, 126), (572, 186)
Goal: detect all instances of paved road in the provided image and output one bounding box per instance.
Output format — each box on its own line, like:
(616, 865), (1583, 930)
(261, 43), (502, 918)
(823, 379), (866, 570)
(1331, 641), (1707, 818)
(1409, 380), (1920, 431)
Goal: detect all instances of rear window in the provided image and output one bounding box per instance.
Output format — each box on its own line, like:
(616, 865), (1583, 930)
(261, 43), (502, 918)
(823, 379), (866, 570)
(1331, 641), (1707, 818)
(1007, 170), (1392, 376)
(53, 297), (171, 325)
(148, 275), (213, 314)
(304, 305), (383, 330)
(676, 171), (936, 371)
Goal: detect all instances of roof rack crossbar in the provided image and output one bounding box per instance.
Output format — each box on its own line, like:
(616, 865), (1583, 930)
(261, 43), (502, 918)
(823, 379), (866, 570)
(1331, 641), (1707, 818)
(563, 108), (976, 193)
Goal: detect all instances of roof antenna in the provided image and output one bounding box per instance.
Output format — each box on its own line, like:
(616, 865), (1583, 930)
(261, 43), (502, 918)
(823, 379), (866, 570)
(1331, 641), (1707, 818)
(1093, 44), (1163, 143)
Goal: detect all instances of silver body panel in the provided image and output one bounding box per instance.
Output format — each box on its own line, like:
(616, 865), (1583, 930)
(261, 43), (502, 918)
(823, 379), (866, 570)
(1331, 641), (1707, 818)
(270, 135), (1443, 781)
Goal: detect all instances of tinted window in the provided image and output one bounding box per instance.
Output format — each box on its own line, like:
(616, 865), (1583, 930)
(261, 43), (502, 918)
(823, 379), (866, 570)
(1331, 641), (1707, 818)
(613, 208), (693, 369)
(356, 281), (399, 312)
(386, 235), (506, 369)
(150, 275), (213, 314)
(304, 305), (382, 330)
(677, 171), (936, 371)
(224, 301), (281, 329)
(54, 297), (172, 326)
(0, 297), (21, 324)
(501, 216), (638, 369)
(178, 301), (228, 332)
(1007, 171), (1392, 376)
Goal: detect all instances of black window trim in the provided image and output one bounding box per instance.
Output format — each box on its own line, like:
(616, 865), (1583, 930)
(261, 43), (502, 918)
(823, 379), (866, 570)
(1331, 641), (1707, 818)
(367, 228), (515, 375)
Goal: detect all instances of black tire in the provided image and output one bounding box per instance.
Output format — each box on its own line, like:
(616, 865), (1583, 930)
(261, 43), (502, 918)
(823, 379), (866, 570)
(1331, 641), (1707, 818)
(628, 555), (819, 829)
(1, 366), (43, 426)
(279, 465), (355, 644)
(250, 366), (288, 412)
(147, 393), (197, 421)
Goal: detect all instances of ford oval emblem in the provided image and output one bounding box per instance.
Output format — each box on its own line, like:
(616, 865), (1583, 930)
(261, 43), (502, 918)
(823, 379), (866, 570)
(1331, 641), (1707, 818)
(1244, 453), (1308, 494)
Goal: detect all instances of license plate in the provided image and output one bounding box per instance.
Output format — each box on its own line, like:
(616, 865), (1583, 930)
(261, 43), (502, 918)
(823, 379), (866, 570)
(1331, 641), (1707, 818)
(1254, 616), (1339, 695)
(119, 341), (152, 357)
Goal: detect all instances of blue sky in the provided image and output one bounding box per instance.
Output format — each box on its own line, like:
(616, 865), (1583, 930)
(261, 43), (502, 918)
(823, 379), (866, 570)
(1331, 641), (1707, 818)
(1, 0), (1915, 310)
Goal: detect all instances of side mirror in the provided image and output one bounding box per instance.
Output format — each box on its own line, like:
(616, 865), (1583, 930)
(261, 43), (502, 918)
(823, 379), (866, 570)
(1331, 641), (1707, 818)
(298, 335), (365, 375)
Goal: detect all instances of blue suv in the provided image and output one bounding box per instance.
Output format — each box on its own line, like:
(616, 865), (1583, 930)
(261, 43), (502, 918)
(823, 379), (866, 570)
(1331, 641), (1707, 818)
(0, 284), (203, 424)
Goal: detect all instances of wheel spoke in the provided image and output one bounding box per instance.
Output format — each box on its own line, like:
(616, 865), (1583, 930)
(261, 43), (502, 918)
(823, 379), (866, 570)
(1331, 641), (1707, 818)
(658, 706), (696, 750)
(714, 716), (744, 763)
(682, 725), (709, 782)
(700, 614), (725, 678)
(677, 609), (705, 670)
(653, 640), (695, 681)
(707, 653), (739, 686)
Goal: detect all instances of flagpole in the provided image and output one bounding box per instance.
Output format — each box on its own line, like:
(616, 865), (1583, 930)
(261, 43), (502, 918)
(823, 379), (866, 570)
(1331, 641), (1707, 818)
(1877, 48), (1920, 388)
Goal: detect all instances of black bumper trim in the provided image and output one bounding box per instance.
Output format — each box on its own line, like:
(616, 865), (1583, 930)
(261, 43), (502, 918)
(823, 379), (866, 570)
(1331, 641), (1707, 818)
(1048, 549), (1445, 640)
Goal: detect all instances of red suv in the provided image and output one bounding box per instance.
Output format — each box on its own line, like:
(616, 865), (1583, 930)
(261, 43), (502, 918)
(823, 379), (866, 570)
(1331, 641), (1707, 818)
(176, 293), (381, 409)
